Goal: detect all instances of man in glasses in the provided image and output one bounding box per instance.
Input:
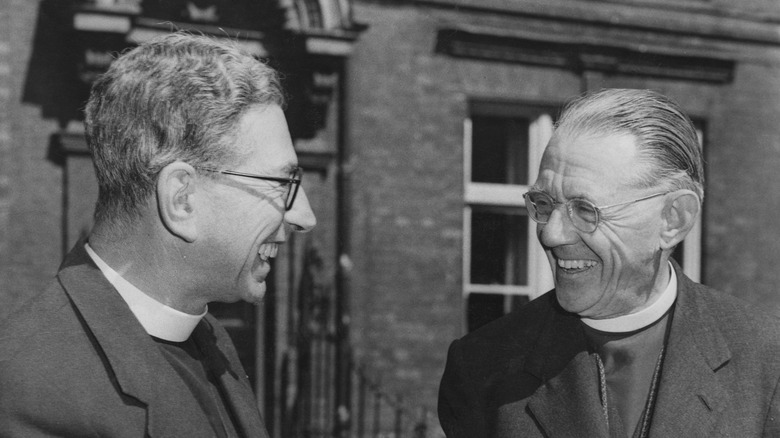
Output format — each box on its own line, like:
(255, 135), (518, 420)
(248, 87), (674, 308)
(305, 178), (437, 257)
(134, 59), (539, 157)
(0, 33), (315, 436)
(439, 89), (779, 437)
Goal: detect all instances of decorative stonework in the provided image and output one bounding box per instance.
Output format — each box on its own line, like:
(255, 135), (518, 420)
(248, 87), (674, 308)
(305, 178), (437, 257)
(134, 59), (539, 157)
(436, 28), (736, 83)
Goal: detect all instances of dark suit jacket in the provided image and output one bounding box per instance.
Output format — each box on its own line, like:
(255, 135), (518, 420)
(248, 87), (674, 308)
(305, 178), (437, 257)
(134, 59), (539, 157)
(0, 243), (270, 437)
(439, 264), (780, 437)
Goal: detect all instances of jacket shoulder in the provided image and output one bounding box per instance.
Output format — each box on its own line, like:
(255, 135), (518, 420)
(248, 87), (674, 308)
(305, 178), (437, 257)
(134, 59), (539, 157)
(438, 292), (567, 437)
(683, 280), (780, 352)
(0, 279), (78, 360)
(0, 279), (147, 436)
(449, 291), (563, 374)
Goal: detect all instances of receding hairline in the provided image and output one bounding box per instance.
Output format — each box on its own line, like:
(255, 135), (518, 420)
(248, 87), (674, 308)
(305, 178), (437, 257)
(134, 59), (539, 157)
(551, 88), (704, 200)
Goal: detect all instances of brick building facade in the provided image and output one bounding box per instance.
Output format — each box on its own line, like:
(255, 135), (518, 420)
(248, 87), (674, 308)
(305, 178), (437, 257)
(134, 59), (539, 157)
(345, 0), (780, 429)
(3, 0), (780, 436)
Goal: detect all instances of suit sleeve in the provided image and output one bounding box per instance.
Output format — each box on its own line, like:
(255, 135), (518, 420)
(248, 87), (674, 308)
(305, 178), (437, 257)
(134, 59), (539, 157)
(438, 339), (483, 438)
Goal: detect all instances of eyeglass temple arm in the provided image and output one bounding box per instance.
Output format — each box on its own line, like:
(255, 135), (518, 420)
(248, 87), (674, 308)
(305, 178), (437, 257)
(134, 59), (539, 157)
(198, 167), (301, 183)
(598, 192), (668, 209)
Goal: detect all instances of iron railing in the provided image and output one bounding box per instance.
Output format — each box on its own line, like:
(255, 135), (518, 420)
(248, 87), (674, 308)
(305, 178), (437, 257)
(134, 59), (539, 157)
(282, 244), (440, 438)
(350, 363), (436, 438)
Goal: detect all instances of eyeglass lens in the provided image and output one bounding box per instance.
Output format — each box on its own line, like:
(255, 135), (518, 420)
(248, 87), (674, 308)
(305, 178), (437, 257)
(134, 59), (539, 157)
(525, 192), (600, 232)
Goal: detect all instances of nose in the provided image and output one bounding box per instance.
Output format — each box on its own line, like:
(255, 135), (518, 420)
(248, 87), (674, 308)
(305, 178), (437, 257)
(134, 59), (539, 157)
(284, 187), (316, 233)
(538, 206), (578, 247)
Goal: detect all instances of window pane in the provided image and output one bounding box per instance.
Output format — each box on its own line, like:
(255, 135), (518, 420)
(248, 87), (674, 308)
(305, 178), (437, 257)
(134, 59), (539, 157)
(471, 116), (529, 184)
(470, 206), (529, 286)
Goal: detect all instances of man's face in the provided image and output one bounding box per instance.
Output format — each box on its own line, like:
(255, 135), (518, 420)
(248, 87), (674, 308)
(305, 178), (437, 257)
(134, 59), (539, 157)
(533, 132), (666, 319)
(198, 105), (316, 304)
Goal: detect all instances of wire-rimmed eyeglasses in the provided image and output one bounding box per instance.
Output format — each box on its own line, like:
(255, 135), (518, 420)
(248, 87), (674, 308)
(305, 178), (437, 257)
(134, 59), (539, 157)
(523, 190), (669, 233)
(196, 166), (303, 211)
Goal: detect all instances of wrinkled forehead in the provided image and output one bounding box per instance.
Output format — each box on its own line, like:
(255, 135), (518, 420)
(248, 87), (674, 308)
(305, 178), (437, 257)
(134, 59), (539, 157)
(536, 132), (646, 200)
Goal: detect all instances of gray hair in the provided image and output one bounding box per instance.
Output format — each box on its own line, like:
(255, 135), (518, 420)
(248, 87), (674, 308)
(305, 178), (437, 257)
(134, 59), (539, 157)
(84, 32), (285, 225)
(553, 88), (704, 203)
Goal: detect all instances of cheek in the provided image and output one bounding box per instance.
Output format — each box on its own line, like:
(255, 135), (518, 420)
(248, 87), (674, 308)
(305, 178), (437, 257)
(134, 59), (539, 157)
(600, 235), (660, 287)
(594, 225), (657, 266)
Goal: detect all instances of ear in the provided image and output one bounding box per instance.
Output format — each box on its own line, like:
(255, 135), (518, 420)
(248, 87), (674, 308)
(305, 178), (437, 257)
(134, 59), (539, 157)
(157, 162), (199, 242)
(659, 189), (700, 250)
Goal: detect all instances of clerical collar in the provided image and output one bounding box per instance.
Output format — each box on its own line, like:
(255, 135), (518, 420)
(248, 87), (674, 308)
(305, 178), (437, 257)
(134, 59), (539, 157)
(85, 243), (206, 342)
(581, 262), (677, 333)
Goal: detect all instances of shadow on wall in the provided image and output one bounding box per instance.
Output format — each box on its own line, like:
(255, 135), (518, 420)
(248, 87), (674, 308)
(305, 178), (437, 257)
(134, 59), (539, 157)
(23, 0), (92, 128)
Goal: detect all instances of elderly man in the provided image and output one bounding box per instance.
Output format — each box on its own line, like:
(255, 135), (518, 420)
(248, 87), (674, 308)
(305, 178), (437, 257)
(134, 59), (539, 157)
(438, 89), (780, 437)
(0, 33), (315, 436)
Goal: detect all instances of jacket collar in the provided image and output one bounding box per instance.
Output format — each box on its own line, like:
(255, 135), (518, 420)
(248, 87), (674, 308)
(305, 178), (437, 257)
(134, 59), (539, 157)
(523, 296), (609, 437)
(57, 243), (220, 437)
(649, 259), (730, 436)
(193, 316), (270, 438)
(523, 260), (730, 437)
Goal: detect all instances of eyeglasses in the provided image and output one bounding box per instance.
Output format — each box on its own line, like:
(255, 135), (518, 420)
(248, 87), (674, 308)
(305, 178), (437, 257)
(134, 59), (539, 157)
(523, 190), (668, 233)
(196, 166), (303, 211)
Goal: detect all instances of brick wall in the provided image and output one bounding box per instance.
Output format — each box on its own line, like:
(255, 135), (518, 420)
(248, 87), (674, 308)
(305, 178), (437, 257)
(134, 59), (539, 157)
(0, 0), (65, 316)
(0, 4), (10, 262)
(347, 4), (464, 413)
(705, 61), (780, 309)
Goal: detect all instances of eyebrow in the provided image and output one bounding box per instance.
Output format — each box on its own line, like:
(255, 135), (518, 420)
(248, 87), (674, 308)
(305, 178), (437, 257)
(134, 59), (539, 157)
(529, 186), (593, 202)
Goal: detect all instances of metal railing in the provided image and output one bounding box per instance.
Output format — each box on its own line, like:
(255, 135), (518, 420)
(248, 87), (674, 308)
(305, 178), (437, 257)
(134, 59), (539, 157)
(350, 364), (435, 438)
(282, 244), (440, 438)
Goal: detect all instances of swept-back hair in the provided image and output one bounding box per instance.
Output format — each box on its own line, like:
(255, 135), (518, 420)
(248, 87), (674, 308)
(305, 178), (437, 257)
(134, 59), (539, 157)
(85, 32), (285, 225)
(553, 88), (704, 202)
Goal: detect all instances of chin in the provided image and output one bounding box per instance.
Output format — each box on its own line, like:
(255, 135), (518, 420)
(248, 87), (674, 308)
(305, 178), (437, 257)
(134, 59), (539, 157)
(240, 281), (267, 305)
(554, 288), (595, 315)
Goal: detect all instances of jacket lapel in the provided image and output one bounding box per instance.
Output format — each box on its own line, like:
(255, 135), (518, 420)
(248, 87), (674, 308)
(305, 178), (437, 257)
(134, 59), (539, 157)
(522, 262), (730, 437)
(649, 265), (730, 437)
(57, 244), (216, 437)
(193, 316), (270, 438)
(524, 306), (610, 437)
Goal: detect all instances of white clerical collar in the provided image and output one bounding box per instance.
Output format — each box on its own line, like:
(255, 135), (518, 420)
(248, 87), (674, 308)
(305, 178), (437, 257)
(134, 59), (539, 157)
(581, 261), (677, 333)
(85, 243), (206, 342)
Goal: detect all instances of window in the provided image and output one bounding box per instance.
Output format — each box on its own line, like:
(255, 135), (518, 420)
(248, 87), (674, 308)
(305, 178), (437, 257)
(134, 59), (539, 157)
(672, 122), (705, 282)
(463, 102), (555, 332)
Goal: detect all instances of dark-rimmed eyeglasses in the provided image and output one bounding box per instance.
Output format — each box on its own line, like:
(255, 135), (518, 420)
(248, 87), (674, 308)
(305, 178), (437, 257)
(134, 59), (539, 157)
(523, 190), (669, 233)
(196, 166), (303, 211)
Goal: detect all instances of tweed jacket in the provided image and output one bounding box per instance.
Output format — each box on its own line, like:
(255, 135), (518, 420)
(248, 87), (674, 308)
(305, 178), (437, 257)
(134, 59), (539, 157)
(438, 263), (780, 437)
(0, 243), (270, 437)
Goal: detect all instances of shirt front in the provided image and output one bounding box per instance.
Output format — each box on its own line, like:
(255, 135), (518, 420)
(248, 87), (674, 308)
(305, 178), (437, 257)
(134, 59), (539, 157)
(581, 262), (678, 438)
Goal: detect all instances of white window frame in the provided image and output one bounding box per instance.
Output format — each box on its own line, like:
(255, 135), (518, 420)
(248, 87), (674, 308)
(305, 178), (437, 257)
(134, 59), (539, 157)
(679, 126), (704, 282)
(462, 112), (555, 314)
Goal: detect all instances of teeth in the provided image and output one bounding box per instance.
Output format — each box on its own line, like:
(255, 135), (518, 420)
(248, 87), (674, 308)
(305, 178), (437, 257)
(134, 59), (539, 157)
(258, 243), (279, 261)
(557, 259), (597, 270)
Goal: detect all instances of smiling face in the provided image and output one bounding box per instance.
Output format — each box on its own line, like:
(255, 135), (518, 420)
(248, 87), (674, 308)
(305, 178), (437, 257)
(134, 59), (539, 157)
(534, 132), (669, 318)
(196, 105), (316, 305)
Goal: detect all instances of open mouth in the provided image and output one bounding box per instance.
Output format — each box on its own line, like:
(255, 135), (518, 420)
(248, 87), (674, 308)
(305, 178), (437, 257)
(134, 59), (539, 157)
(258, 243), (279, 262)
(557, 258), (597, 274)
